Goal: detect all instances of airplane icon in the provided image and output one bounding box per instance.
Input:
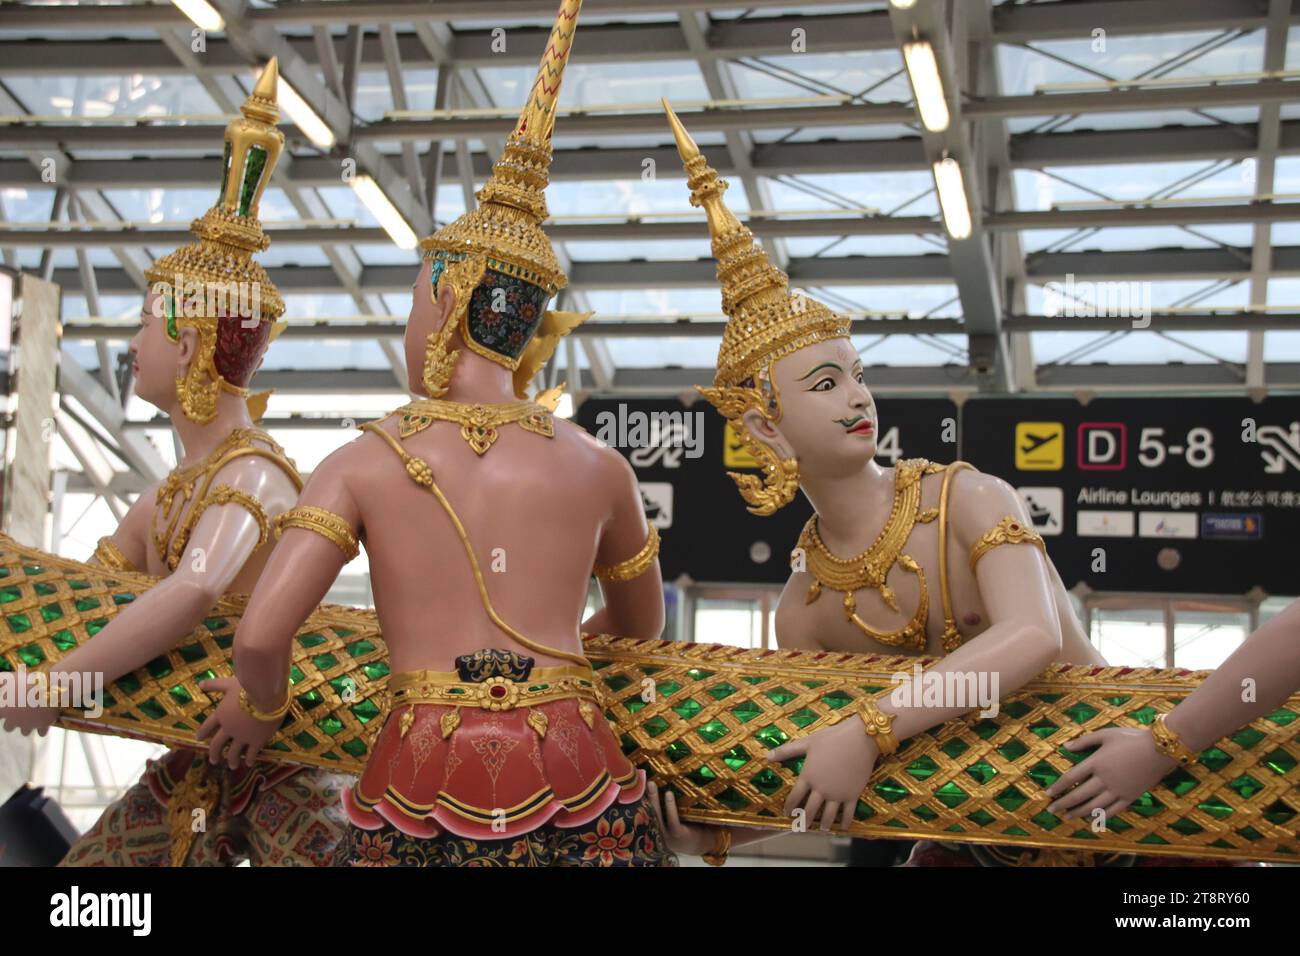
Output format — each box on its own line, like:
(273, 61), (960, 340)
(1014, 422), (1065, 470)
(1020, 431), (1059, 455)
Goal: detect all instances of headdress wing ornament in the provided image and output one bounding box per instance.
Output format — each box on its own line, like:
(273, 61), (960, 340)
(419, 0), (590, 375)
(662, 100), (850, 514)
(144, 59), (287, 423)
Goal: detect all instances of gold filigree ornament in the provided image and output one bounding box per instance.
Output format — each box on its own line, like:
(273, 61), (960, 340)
(394, 398), (554, 455)
(663, 99), (850, 514)
(145, 59), (287, 424)
(422, 254), (488, 398)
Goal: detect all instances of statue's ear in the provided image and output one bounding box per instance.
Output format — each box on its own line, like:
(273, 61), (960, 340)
(740, 406), (794, 461)
(175, 325), (200, 377)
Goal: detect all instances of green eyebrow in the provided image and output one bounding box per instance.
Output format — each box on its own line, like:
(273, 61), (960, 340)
(797, 361), (841, 381)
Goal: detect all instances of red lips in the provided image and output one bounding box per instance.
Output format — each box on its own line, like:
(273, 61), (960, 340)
(849, 420), (874, 436)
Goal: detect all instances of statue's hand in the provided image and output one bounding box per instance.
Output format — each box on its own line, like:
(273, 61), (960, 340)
(1045, 727), (1176, 822)
(196, 677), (282, 770)
(646, 781), (720, 856)
(768, 719), (878, 831)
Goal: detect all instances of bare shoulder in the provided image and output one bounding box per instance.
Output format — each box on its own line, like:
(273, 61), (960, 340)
(554, 418), (638, 489)
(774, 574), (821, 651)
(947, 466), (1027, 540)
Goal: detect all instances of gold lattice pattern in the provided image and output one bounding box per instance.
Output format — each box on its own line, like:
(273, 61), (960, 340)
(2, 535), (1297, 862)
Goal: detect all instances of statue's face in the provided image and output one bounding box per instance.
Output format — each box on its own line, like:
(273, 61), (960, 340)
(405, 259), (451, 395)
(129, 291), (182, 410)
(763, 337), (876, 478)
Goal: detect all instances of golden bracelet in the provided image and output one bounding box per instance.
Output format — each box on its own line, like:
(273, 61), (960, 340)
(92, 536), (135, 572)
(835, 696), (899, 756)
(593, 524), (660, 583)
(274, 505), (360, 560)
(1151, 713), (1197, 765)
(969, 515), (1047, 573)
(238, 685), (292, 722)
(701, 826), (732, 866)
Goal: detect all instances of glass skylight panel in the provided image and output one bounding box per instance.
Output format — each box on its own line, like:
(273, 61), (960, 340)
(563, 239), (713, 262)
(855, 334), (968, 368)
(820, 284), (961, 317)
(354, 243), (422, 267)
(584, 288), (728, 317)
(1014, 162), (1256, 214)
(260, 339), (388, 372)
(477, 60), (710, 113)
(1021, 225), (1254, 254)
(763, 171), (938, 216)
(281, 293), (366, 320)
(752, 124), (921, 144)
(1008, 109), (1260, 135)
(729, 50), (909, 104)
(1031, 331), (1249, 366)
(1, 73), (221, 119)
(0, 187), (56, 220)
(785, 235), (945, 258)
(545, 176), (749, 218)
(102, 188), (215, 223)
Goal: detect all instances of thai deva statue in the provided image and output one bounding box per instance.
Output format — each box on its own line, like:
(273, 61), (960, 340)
(647, 101), (1110, 867)
(196, 0), (677, 867)
(0, 59), (351, 866)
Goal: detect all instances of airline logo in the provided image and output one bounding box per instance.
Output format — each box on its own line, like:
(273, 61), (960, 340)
(1138, 511), (1197, 539)
(1202, 513), (1263, 540)
(1076, 510), (1135, 537)
(1015, 422), (1065, 470)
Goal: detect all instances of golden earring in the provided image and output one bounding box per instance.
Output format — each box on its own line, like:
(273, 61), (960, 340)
(725, 419), (800, 516)
(174, 331), (221, 424)
(422, 254), (488, 397)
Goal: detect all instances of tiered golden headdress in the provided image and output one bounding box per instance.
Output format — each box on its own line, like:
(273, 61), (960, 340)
(418, 0), (591, 401)
(144, 59), (287, 424)
(663, 100), (851, 514)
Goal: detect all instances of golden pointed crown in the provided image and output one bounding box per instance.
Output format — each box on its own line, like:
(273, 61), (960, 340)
(144, 58), (286, 323)
(663, 100), (850, 389)
(419, 0), (582, 297)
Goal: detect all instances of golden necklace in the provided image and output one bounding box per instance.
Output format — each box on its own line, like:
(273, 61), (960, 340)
(797, 458), (945, 651)
(395, 398), (555, 455)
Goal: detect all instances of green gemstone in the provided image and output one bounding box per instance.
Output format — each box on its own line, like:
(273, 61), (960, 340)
(1262, 799), (1297, 826)
(623, 698), (646, 715)
(642, 715), (670, 738)
(17, 644), (45, 666)
(86, 618), (109, 637)
(177, 643), (207, 664)
(137, 698), (166, 720)
(715, 787), (749, 811)
(997, 738), (1029, 762)
(696, 719), (729, 744)
(686, 668), (714, 682)
(312, 653), (339, 672)
(1236, 825), (1263, 842)
(1169, 816), (1204, 837)
(1037, 693), (1063, 704)
(298, 633), (327, 648)
(655, 680), (681, 697)
(1265, 708), (1297, 727)
(1128, 705), (1158, 725)
(972, 719), (1000, 740)
(39, 603), (62, 623)
(213, 634), (233, 650)
(788, 707), (818, 730)
(317, 716), (344, 736)
(363, 662), (390, 681)
(293, 730), (318, 750)
(1028, 718), (1060, 739)
(1030, 810), (1061, 830)
(905, 755), (940, 781)
(821, 690), (854, 710)
(740, 675), (767, 685)
(620, 734), (637, 757)
(765, 686), (797, 706)
(707, 682), (738, 701)
(1137, 832), (1170, 845)
(686, 766), (716, 787)
(168, 685), (192, 707)
(350, 699), (381, 723)
(1002, 825), (1029, 836)
(722, 746), (751, 771)
(1208, 839), (1235, 850)
(1199, 747), (1233, 773)
(1057, 744), (1089, 765)
(1027, 760), (1060, 789)
(1159, 766), (1199, 797)
(1104, 695), (1132, 706)
(965, 760), (997, 785)
(1002, 700), (1031, 720)
(296, 690), (324, 711)
(346, 639), (377, 657)
(935, 782), (969, 808)
(1197, 795), (1234, 819)
(940, 737), (969, 759)
(51, 630), (76, 652)
(289, 666), (305, 684)
(664, 740), (692, 763)
(750, 768), (783, 795)
(1263, 747), (1298, 776)
(0, 586), (19, 603)
(1128, 791), (1166, 817)
(1064, 702), (1099, 724)
(23, 565), (44, 575)
(333, 628), (354, 638)
(1228, 774), (1264, 800)
(112, 593), (133, 605)
(73, 597), (97, 612)
(202, 617), (228, 631)
(729, 700), (762, 723)
(1230, 727), (1265, 749)
(995, 786), (1028, 812)
(874, 777), (908, 804)
(966, 808), (996, 826)
(1070, 828), (1099, 840)
(6, 614), (32, 633)
(673, 698), (702, 720)
(603, 674), (631, 693)
(116, 673), (141, 694)
(912, 804), (938, 822)
(754, 724), (788, 749)
(146, 656), (173, 680)
(238, 144), (268, 216)
(854, 800), (875, 821)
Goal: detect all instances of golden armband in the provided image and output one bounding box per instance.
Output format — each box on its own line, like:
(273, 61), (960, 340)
(274, 506), (360, 561)
(833, 695), (899, 756)
(183, 486), (271, 553)
(92, 537), (134, 572)
(593, 525), (660, 583)
(968, 515), (1046, 573)
(238, 683), (293, 722)
(1151, 713), (1197, 766)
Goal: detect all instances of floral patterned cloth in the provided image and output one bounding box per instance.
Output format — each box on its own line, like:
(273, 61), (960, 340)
(334, 794), (677, 867)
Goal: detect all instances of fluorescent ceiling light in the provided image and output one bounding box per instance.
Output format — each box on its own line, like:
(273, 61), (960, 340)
(890, 0), (918, 8)
(351, 174), (418, 251)
(270, 70), (336, 150)
(170, 0), (225, 32)
(933, 157), (972, 240)
(902, 40), (949, 132)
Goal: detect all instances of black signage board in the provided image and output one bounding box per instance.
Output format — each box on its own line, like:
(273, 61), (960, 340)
(575, 397), (959, 583)
(961, 396), (1300, 594)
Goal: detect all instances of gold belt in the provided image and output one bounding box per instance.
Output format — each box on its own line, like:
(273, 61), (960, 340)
(389, 665), (600, 712)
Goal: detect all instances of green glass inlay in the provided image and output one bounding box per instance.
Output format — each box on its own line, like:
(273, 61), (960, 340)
(1228, 774), (1264, 800)
(68, 579), (88, 591)
(317, 716), (344, 736)
(997, 738), (1029, 762)
(1208, 839), (1235, 850)
(1002, 700), (1031, 720)
(363, 662), (390, 681)
(33, 582), (54, 596)
(346, 639), (376, 658)
(750, 768), (783, 796)
(289, 665), (305, 684)
(1128, 705), (1158, 725)
(203, 617), (228, 631)
(1070, 829), (1099, 841)
(966, 808), (996, 827)
(696, 719), (729, 744)
(1230, 727), (1265, 750)
(912, 804), (938, 822)
(972, 719), (1000, 741)
(673, 698), (702, 720)
(965, 760), (997, 785)
(16, 644), (45, 666)
(1237, 825), (1263, 842)
(707, 682), (738, 701)
(298, 632), (327, 649)
(1027, 760), (1060, 789)
(1262, 799), (1297, 826)
(686, 766), (716, 787)
(854, 800), (875, 821)
(1263, 747), (1297, 776)
(664, 740), (691, 763)
(86, 618), (110, 637)
(686, 668), (714, 682)
(655, 680), (681, 697)
(642, 715), (670, 738)
(800, 680), (826, 689)
(1031, 810), (1060, 831)
(137, 698), (165, 720)
(905, 754), (940, 781)
(112, 593), (133, 606)
(1169, 816), (1204, 837)
(754, 724), (788, 749)
(788, 707), (818, 730)
(1199, 747), (1233, 773)
(715, 787), (749, 811)
(177, 643), (207, 664)
(74, 597), (99, 612)
(765, 686), (797, 706)
(620, 734), (637, 758)
(1159, 766), (1199, 797)
(995, 785), (1028, 812)
(722, 746), (751, 771)
(1104, 695), (1131, 706)
(935, 782), (969, 809)
(238, 144), (268, 216)
(821, 690), (853, 710)
(1028, 718), (1060, 739)
(0, 586), (19, 603)
(116, 673), (141, 695)
(940, 737), (969, 760)
(1003, 825), (1029, 837)
(40, 603), (64, 622)
(1137, 833), (1169, 846)
(873, 777), (908, 804)
(623, 698), (646, 715)
(729, 700), (761, 723)
(6, 614), (32, 633)
(292, 730), (318, 750)
(312, 652), (339, 672)
(1198, 795), (1234, 820)
(350, 699), (381, 723)
(296, 690), (324, 711)
(168, 685), (192, 707)
(146, 657), (173, 680)
(603, 674), (631, 693)
(1064, 702), (1099, 724)
(51, 630), (76, 652)
(333, 628), (354, 638)
(1128, 792), (1166, 817)
(1265, 708), (1297, 727)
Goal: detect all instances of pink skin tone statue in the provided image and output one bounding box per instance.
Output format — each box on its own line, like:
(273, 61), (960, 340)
(0, 291), (297, 738)
(651, 336), (1108, 855)
(195, 262), (665, 766)
(1046, 598), (1300, 821)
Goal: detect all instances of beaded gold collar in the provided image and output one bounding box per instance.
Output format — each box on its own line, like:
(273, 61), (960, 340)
(394, 398), (554, 456)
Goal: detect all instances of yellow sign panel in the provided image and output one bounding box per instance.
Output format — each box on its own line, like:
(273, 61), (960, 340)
(723, 428), (759, 468)
(1014, 421), (1065, 471)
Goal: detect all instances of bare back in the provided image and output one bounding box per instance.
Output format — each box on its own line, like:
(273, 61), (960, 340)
(339, 414), (632, 673)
